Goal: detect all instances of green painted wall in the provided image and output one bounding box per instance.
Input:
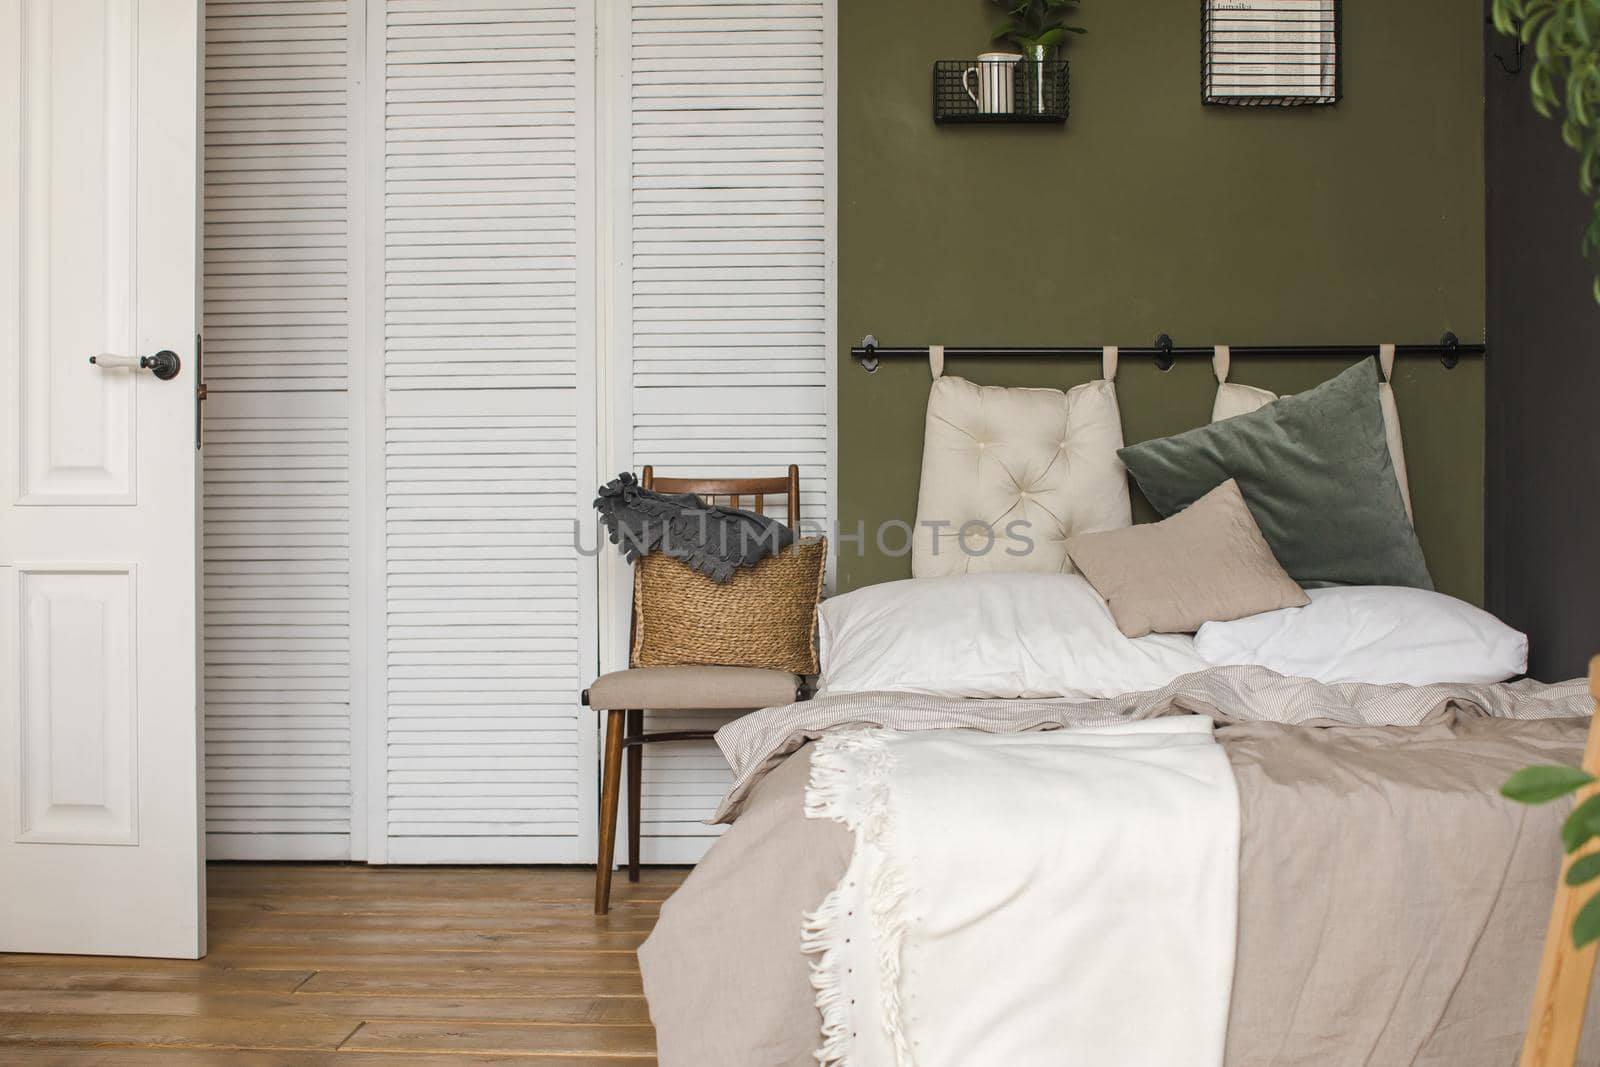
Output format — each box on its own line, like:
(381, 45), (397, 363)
(837, 0), (1487, 602)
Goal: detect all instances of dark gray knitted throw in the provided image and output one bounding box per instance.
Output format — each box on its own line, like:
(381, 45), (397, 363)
(592, 472), (796, 584)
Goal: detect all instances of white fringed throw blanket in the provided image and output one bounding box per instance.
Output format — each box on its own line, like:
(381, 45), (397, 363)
(802, 718), (1240, 1067)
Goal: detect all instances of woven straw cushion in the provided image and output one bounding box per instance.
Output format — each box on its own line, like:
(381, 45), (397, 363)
(632, 538), (826, 674)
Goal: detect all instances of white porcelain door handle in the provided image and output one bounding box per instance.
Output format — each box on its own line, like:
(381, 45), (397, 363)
(90, 350), (182, 380)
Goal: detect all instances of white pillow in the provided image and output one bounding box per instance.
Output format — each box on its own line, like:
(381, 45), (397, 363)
(818, 572), (1208, 699)
(1193, 586), (1527, 685)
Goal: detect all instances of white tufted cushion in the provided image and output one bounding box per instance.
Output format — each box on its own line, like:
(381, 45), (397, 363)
(1211, 380), (1413, 521)
(912, 376), (1132, 577)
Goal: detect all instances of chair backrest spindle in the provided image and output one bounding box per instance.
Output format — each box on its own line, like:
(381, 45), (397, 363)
(638, 466), (802, 533)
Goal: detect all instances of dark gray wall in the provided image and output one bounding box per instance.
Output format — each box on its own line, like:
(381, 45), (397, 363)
(1485, 23), (1600, 680)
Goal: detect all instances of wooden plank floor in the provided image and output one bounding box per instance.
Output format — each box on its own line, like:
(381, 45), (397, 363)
(0, 863), (687, 1064)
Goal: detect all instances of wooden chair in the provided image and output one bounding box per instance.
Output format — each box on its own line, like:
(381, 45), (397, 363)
(1521, 655), (1600, 1066)
(582, 465), (805, 914)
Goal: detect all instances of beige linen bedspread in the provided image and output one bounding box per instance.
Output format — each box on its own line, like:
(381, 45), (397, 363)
(639, 674), (1600, 1066)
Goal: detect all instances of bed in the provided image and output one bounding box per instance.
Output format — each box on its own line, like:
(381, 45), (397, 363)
(635, 359), (1600, 1066)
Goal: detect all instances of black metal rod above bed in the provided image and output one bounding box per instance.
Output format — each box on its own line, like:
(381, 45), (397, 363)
(850, 332), (1485, 373)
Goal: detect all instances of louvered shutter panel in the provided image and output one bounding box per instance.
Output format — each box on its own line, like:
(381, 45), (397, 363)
(202, 0), (358, 860)
(620, 0), (834, 861)
(201, 1), (830, 865)
(376, 0), (597, 863)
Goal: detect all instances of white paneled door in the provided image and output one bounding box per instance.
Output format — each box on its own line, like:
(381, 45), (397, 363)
(0, 0), (205, 957)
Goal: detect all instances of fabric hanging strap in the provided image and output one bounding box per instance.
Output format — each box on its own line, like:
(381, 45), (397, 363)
(1212, 345), (1231, 383)
(929, 344), (945, 380)
(1101, 346), (1118, 382)
(1377, 343), (1396, 383)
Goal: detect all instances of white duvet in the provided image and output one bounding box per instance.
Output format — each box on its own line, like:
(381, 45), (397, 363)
(801, 717), (1240, 1067)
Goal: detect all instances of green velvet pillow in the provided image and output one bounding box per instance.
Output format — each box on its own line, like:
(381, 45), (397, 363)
(1117, 360), (1432, 590)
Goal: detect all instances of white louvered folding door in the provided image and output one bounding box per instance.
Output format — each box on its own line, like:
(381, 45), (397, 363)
(201, 0), (832, 864)
(202, 0), (363, 860)
(607, 0), (836, 862)
(367, 0), (598, 863)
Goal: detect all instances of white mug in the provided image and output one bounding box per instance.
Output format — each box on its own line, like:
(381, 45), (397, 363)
(963, 52), (1021, 114)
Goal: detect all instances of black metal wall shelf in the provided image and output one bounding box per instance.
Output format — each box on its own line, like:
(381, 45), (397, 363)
(1202, 0), (1341, 107)
(934, 60), (1069, 125)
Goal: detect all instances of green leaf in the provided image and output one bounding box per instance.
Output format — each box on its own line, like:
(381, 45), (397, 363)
(1568, 852), (1600, 886)
(1583, 206), (1600, 253)
(1563, 794), (1600, 852)
(1574, 888), (1600, 948)
(1503, 764), (1596, 803)
(1530, 64), (1556, 112)
(1491, 3), (1517, 35)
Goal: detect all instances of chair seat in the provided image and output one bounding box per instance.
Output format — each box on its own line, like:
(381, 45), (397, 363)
(586, 665), (801, 711)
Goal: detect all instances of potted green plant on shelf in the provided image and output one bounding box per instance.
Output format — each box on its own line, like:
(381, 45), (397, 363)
(987, 0), (1085, 114)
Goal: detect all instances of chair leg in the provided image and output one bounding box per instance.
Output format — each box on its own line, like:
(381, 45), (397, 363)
(627, 709), (643, 883)
(595, 708), (626, 915)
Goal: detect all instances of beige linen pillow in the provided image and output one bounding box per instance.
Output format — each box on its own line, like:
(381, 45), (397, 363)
(1064, 480), (1307, 638)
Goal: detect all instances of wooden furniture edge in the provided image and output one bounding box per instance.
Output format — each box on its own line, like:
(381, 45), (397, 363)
(1520, 655), (1600, 1067)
